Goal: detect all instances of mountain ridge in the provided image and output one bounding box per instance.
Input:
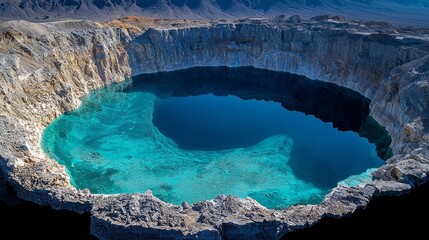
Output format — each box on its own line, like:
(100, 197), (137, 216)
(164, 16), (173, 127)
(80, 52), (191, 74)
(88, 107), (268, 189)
(1, 0), (428, 27)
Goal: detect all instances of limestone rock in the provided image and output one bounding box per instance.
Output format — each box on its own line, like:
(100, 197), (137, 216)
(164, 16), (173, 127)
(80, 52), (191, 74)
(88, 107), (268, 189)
(371, 180), (412, 196)
(0, 16), (428, 239)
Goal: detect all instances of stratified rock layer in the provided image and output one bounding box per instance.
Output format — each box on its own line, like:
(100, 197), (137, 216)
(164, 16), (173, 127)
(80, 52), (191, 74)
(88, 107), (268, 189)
(0, 16), (428, 239)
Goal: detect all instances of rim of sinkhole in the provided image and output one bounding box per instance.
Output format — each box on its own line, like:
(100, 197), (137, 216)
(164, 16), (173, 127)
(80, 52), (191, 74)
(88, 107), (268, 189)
(41, 66), (392, 209)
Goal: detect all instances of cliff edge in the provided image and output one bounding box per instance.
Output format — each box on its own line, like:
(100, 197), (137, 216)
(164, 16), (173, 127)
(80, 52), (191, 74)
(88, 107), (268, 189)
(0, 16), (428, 239)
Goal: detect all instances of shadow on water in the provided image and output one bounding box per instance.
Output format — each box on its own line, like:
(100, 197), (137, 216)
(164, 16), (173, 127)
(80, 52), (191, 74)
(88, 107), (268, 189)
(1, 66), (425, 238)
(132, 66), (392, 188)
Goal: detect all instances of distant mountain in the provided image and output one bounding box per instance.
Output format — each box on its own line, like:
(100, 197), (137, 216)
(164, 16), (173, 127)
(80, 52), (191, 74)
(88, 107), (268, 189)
(0, 0), (428, 26)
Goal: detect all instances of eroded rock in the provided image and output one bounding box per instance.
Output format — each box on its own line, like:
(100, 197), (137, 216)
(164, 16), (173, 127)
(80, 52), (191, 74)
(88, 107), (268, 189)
(0, 16), (428, 239)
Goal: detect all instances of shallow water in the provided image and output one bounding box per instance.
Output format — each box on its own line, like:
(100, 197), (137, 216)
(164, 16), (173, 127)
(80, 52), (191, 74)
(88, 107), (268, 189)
(42, 67), (387, 209)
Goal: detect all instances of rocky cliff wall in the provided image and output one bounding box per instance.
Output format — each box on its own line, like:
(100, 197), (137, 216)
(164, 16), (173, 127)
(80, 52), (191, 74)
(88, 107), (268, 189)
(0, 20), (131, 211)
(127, 17), (429, 156)
(0, 16), (428, 239)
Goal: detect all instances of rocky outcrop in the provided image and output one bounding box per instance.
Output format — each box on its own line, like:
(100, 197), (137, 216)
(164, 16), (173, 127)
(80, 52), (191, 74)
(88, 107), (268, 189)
(0, 16), (428, 239)
(127, 16), (428, 155)
(0, 19), (131, 212)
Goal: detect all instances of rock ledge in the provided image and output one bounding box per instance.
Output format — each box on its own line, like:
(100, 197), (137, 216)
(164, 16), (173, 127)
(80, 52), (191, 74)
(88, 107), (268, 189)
(0, 16), (428, 239)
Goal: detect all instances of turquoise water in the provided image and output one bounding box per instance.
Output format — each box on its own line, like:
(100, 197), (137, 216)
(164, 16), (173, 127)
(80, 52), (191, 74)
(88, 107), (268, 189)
(42, 67), (386, 209)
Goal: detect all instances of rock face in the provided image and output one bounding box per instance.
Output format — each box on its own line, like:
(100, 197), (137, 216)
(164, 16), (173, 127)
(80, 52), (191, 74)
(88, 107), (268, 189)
(127, 17), (429, 155)
(0, 16), (428, 239)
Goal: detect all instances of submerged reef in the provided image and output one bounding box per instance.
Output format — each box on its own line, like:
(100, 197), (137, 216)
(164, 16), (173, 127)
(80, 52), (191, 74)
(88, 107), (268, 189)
(0, 16), (428, 239)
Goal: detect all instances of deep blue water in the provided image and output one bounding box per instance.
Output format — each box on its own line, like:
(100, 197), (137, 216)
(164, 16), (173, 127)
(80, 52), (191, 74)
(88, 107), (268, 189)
(154, 93), (366, 151)
(153, 94), (295, 151)
(153, 93), (383, 190)
(42, 67), (389, 209)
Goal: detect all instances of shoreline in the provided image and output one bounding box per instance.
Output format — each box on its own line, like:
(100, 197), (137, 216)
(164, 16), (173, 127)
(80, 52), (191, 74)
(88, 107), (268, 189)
(1, 16), (428, 238)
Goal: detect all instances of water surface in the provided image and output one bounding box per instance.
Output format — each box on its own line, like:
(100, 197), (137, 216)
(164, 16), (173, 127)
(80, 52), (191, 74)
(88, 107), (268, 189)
(42, 67), (389, 209)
